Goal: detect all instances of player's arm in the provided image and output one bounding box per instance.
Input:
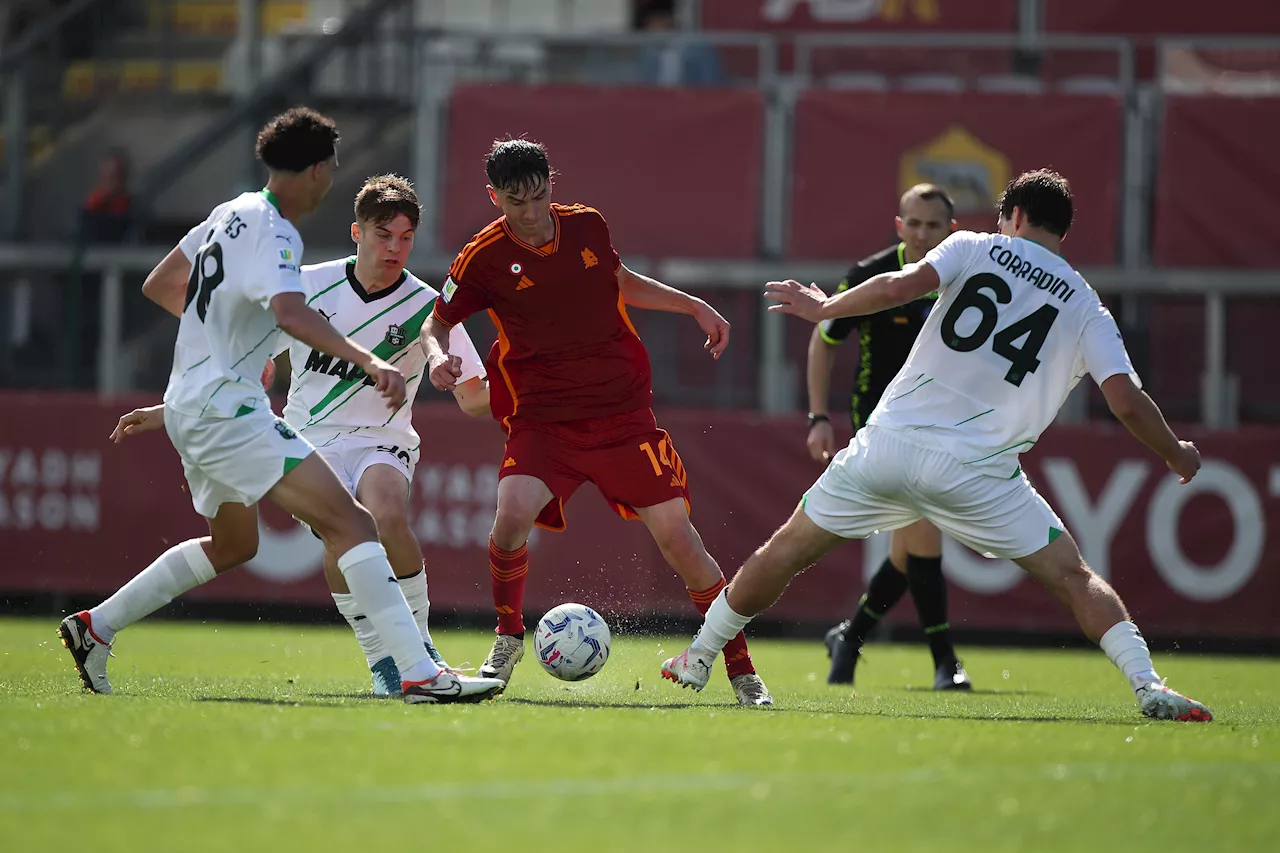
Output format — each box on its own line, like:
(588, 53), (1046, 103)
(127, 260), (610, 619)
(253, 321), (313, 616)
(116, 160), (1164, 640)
(270, 293), (405, 409)
(424, 265), (491, 390)
(804, 275), (859, 463)
(1082, 304), (1199, 483)
(452, 377), (490, 418)
(766, 262), (940, 323)
(1100, 376), (1196, 473)
(439, 314), (489, 415)
(141, 246), (192, 317)
(110, 403), (165, 443)
(617, 263), (729, 358)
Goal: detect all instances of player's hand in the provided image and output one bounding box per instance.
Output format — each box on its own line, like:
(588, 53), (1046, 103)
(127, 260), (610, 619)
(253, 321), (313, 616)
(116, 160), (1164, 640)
(110, 404), (165, 443)
(765, 280), (829, 323)
(807, 420), (836, 464)
(693, 301), (731, 360)
(1166, 440), (1201, 484)
(366, 356), (407, 410)
(428, 352), (463, 391)
(260, 358), (276, 391)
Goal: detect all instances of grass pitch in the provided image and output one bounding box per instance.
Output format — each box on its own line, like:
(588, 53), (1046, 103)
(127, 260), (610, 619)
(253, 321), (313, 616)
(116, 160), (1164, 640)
(1, 617), (1276, 852)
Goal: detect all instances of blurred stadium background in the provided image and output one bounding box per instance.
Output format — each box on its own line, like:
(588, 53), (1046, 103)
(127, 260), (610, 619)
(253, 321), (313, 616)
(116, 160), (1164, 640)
(1, 0), (1277, 649)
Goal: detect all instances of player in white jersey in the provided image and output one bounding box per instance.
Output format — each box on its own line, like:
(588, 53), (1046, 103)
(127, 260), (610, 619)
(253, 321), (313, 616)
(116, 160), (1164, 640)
(57, 108), (503, 704)
(270, 174), (489, 694)
(662, 170), (1212, 722)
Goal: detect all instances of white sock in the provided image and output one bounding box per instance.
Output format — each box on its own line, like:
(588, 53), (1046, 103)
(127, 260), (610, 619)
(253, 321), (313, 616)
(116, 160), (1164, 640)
(337, 542), (437, 684)
(90, 540), (216, 642)
(332, 593), (389, 668)
(396, 569), (433, 644)
(1099, 620), (1160, 693)
(691, 589), (752, 656)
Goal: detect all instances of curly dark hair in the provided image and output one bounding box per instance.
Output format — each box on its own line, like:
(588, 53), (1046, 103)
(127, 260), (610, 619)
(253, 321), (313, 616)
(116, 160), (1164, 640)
(485, 137), (557, 195)
(255, 107), (339, 173)
(996, 169), (1074, 237)
(354, 174), (421, 228)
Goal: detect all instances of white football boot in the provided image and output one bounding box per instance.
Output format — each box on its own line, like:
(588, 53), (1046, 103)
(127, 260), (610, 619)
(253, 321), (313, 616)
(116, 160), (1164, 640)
(402, 671), (505, 704)
(660, 646), (715, 692)
(1137, 680), (1213, 722)
(58, 611), (113, 694)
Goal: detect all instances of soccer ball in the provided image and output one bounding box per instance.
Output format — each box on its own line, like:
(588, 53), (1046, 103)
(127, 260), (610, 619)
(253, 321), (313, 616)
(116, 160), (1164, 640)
(533, 603), (611, 682)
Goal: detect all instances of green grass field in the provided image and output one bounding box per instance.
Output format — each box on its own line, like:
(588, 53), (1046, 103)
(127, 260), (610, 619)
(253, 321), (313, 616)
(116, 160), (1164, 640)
(2, 617), (1276, 852)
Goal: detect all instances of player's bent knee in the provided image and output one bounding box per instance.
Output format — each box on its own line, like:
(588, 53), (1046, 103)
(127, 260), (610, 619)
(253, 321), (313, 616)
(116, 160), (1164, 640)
(208, 537), (258, 571)
(367, 502), (411, 538)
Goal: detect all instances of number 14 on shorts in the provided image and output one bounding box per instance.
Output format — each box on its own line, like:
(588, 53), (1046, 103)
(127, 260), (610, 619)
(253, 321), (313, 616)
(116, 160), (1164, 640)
(639, 438), (686, 488)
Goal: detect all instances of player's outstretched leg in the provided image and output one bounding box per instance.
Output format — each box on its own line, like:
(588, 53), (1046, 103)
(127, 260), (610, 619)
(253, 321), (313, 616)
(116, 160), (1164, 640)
(662, 505), (845, 700)
(359, 463), (452, 682)
(638, 498), (772, 706)
(60, 502), (260, 694)
(271, 455), (503, 704)
(1015, 531), (1212, 722)
(478, 475), (552, 690)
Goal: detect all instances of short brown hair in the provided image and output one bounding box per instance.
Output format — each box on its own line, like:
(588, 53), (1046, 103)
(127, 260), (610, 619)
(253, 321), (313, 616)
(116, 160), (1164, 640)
(997, 169), (1073, 237)
(353, 174), (421, 228)
(900, 183), (955, 219)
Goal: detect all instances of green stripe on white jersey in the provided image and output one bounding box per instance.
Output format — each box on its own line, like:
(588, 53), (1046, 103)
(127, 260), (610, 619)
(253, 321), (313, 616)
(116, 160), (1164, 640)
(280, 257), (487, 443)
(163, 191), (305, 419)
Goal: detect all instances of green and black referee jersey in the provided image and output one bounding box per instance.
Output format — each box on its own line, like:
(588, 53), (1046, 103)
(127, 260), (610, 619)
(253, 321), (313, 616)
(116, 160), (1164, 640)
(818, 242), (938, 429)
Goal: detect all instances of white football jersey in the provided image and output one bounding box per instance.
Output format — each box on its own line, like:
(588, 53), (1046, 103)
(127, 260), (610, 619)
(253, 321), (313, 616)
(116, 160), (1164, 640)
(869, 231), (1139, 477)
(279, 257), (485, 443)
(163, 191), (304, 419)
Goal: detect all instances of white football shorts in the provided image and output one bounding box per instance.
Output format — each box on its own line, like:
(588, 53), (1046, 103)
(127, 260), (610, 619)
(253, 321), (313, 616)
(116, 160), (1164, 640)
(802, 425), (1065, 560)
(165, 407), (315, 519)
(302, 427), (418, 496)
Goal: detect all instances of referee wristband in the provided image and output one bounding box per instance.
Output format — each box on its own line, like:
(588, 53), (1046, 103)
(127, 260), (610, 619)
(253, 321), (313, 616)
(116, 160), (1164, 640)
(807, 413), (830, 428)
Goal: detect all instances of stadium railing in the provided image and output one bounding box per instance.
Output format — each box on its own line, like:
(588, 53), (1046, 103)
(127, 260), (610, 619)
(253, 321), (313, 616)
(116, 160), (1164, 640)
(0, 243), (1272, 428)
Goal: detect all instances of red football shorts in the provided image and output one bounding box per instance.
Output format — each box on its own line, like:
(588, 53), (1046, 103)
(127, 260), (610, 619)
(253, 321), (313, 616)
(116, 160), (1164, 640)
(498, 408), (691, 531)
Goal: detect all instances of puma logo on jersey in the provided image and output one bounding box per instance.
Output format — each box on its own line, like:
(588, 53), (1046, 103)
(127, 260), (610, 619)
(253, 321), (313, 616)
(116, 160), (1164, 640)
(581, 248), (599, 269)
(515, 275), (536, 291)
(317, 308), (334, 322)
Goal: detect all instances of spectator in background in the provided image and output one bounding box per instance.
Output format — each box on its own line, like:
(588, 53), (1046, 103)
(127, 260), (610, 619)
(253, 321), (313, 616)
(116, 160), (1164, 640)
(80, 149), (134, 243)
(636, 0), (725, 87)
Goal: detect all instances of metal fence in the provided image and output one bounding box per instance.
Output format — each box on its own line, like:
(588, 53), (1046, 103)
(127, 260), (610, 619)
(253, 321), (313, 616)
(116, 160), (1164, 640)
(0, 243), (1269, 428)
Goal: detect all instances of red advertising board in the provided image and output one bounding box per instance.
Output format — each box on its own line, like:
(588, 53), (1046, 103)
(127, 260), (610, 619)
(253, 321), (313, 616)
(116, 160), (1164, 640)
(2, 393), (1277, 639)
(699, 0), (1017, 32)
(1152, 96), (1280, 268)
(1045, 0), (1280, 35)
(441, 85), (764, 260)
(788, 91), (1122, 265)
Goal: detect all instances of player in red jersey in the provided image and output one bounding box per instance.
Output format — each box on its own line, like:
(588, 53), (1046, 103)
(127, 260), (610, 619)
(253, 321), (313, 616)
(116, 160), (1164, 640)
(422, 138), (772, 706)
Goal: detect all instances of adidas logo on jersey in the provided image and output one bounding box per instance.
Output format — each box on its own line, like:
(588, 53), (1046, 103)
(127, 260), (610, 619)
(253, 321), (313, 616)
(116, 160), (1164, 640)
(502, 457), (517, 468)
(515, 275), (536, 291)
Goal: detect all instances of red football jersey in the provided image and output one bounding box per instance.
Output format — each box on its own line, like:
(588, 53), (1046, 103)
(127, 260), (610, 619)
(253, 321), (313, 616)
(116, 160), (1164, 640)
(433, 203), (653, 426)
